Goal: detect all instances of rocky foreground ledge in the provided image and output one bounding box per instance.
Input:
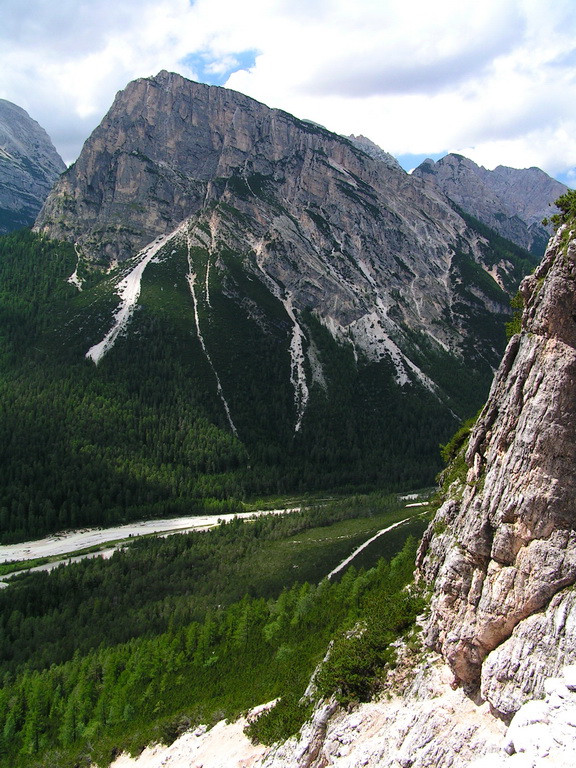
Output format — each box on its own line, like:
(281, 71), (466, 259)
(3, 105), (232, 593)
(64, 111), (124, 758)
(471, 665), (576, 768)
(109, 660), (576, 768)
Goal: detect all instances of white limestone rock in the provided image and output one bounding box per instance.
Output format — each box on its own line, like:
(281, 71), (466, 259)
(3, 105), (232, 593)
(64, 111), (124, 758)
(481, 590), (576, 716)
(470, 666), (576, 768)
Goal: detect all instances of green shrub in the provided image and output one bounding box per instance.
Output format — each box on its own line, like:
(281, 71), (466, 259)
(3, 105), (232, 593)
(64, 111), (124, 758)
(439, 418), (475, 464)
(505, 291), (524, 338)
(313, 540), (425, 706)
(546, 189), (576, 229)
(245, 695), (313, 745)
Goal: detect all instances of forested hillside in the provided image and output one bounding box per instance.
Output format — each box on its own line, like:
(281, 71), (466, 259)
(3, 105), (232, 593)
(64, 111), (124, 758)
(0, 498), (426, 767)
(0, 229), (472, 542)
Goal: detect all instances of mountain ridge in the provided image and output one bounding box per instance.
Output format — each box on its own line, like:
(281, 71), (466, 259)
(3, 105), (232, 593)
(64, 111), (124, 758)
(412, 152), (567, 255)
(418, 217), (576, 702)
(35, 70), (531, 388)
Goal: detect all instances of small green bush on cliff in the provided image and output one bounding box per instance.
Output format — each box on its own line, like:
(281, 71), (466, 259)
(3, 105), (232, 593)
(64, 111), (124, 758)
(439, 417), (475, 465)
(544, 189), (576, 229)
(505, 290), (524, 338)
(433, 415), (478, 505)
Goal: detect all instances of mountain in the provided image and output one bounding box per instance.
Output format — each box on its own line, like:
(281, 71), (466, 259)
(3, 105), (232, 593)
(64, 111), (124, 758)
(35, 72), (531, 370)
(0, 70), (537, 541)
(0, 99), (66, 233)
(412, 153), (567, 256)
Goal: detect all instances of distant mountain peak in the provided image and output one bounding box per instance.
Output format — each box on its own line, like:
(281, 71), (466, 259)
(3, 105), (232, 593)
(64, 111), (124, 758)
(347, 134), (403, 171)
(413, 152), (567, 255)
(0, 99), (65, 233)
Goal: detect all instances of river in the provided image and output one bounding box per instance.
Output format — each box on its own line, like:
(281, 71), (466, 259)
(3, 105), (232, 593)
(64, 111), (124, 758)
(0, 508), (298, 564)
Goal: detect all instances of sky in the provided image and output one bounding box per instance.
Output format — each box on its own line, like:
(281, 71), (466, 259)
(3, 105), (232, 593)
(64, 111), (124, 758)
(2, 0), (576, 185)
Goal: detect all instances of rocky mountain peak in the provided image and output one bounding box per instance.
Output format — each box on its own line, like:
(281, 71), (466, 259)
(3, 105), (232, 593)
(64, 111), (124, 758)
(418, 221), (576, 712)
(36, 70), (350, 264)
(413, 152), (567, 256)
(34, 70), (526, 396)
(0, 99), (65, 233)
(347, 134), (403, 171)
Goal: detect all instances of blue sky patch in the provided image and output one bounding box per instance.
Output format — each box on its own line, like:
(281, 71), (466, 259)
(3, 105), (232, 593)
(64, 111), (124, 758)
(182, 49), (259, 87)
(396, 152), (447, 173)
(555, 169), (575, 188)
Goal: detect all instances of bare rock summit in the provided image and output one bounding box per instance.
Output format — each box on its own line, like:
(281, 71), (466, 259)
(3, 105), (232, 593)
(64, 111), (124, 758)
(413, 153), (567, 256)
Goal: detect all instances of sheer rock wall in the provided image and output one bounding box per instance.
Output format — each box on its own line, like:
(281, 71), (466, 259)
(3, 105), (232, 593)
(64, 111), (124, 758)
(418, 224), (576, 709)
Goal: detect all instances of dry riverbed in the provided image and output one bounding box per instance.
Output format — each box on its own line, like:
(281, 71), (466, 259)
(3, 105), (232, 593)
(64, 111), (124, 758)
(0, 496), (430, 586)
(0, 508), (300, 585)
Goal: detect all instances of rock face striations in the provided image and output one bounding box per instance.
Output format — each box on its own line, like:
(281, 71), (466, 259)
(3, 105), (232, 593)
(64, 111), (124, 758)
(0, 99), (65, 233)
(413, 153), (567, 256)
(35, 71), (530, 393)
(418, 222), (576, 713)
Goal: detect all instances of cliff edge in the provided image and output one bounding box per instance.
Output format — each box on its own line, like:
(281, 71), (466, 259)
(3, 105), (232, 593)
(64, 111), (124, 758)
(418, 220), (576, 715)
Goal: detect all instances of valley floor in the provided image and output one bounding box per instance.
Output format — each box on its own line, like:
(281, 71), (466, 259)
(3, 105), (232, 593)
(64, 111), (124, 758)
(0, 507), (300, 564)
(0, 505), (425, 587)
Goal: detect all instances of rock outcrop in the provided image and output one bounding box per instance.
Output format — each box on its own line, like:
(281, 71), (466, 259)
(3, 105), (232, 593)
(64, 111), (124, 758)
(481, 590), (576, 717)
(413, 153), (567, 255)
(0, 99), (65, 233)
(418, 223), (576, 705)
(471, 665), (576, 768)
(258, 660), (506, 768)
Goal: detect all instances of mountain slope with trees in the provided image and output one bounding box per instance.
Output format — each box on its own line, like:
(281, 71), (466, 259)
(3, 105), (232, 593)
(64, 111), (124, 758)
(0, 71), (536, 539)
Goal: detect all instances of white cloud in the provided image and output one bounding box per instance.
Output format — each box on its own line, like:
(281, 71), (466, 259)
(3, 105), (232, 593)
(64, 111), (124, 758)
(0, 0), (575, 184)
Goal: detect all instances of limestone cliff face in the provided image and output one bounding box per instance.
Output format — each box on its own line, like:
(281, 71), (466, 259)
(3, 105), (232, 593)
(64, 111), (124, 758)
(418, 223), (576, 708)
(413, 153), (566, 256)
(35, 71), (528, 383)
(0, 99), (65, 233)
(36, 69), (446, 270)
